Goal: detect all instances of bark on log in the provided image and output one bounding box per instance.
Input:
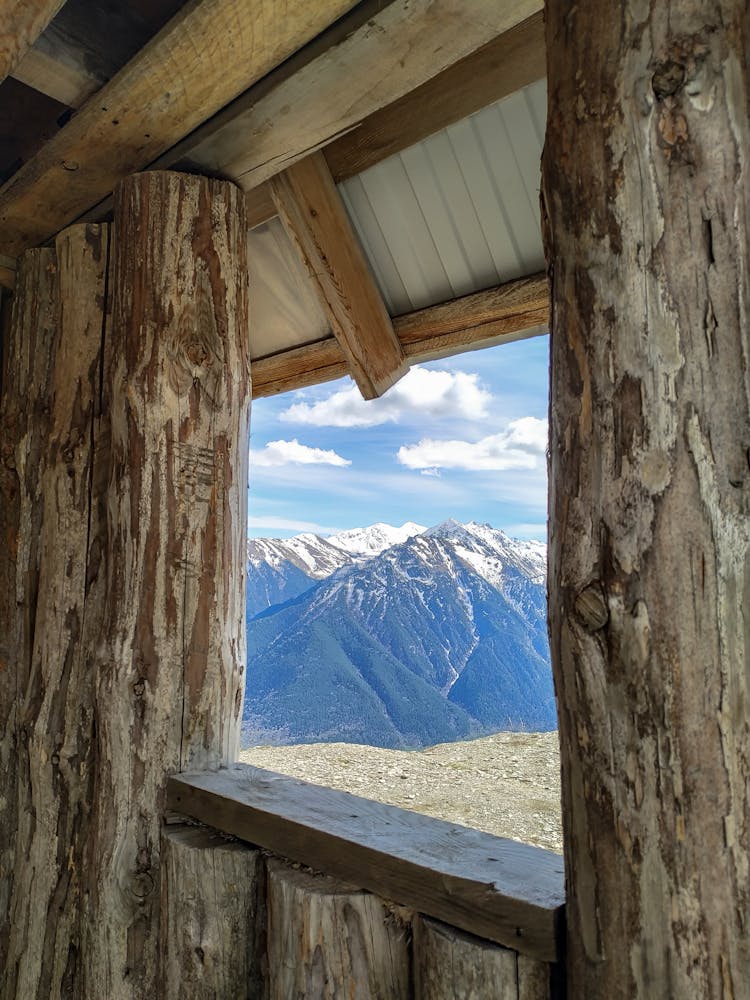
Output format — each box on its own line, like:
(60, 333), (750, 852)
(266, 859), (411, 1000)
(82, 171), (250, 999)
(0, 248), (58, 976)
(414, 916), (519, 999)
(159, 824), (263, 1000)
(542, 1), (750, 996)
(4, 224), (110, 1000)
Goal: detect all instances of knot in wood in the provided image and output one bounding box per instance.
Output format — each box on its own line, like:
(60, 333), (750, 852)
(128, 870), (155, 901)
(652, 60), (685, 100)
(574, 583), (608, 632)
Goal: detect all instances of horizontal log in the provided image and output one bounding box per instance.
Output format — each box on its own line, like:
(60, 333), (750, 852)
(167, 765), (565, 962)
(0, 0), (359, 256)
(251, 274), (549, 398)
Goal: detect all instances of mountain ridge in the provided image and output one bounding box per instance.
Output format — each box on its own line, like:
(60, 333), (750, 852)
(244, 520), (553, 749)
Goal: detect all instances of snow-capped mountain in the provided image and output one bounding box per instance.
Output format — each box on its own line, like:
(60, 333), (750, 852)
(244, 520), (553, 748)
(326, 521), (426, 558)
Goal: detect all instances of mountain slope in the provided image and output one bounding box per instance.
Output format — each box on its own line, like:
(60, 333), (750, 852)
(244, 521), (554, 748)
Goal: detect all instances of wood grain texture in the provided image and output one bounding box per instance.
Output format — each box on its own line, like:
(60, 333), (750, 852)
(414, 916), (519, 999)
(160, 825), (263, 1000)
(270, 152), (406, 399)
(250, 276), (549, 398)
(324, 10), (545, 183)
(542, 0), (750, 996)
(182, 0), (542, 195)
(10, 0), (163, 107)
(0, 0), (359, 256)
(82, 172), (251, 1000)
(0, 0), (64, 84)
(168, 765), (565, 962)
(0, 247), (58, 979)
(4, 224), (110, 1000)
(267, 859), (411, 1000)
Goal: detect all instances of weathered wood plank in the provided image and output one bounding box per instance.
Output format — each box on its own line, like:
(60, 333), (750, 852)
(168, 765), (565, 962)
(181, 0), (543, 196)
(83, 172), (251, 999)
(250, 275), (549, 398)
(325, 10), (545, 182)
(0, 0), (65, 85)
(267, 859), (411, 1000)
(0, 247), (58, 978)
(4, 223), (110, 1000)
(0, 0), (359, 256)
(270, 152), (406, 399)
(160, 825), (263, 1000)
(542, 0), (750, 995)
(414, 916), (519, 999)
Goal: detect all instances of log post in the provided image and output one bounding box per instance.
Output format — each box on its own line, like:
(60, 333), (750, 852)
(4, 224), (110, 999)
(159, 825), (263, 1000)
(266, 860), (411, 999)
(414, 916), (550, 999)
(0, 248), (58, 976)
(83, 171), (250, 998)
(542, 1), (750, 996)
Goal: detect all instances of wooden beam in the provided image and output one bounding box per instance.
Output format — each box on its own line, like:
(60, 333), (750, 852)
(0, 0), (65, 85)
(269, 152), (407, 400)
(251, 274), (549, 398)
(9, 0), (154, 108)
(0, 0), (360, 257)
(230, 9), (545, 230)
(189, 2), (544, 230)
(167, 765), (565, 963)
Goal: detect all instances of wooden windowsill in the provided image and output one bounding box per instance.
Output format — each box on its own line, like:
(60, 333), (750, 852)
(167, 764), (565, 963)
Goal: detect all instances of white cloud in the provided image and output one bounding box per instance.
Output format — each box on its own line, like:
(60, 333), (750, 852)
(250, 439), (351, 468)
(397, 417), (548, 472)
(280, 366), (491, 428)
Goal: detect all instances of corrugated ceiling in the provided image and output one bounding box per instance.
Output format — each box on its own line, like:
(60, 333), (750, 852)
(338, 78), (547, 316)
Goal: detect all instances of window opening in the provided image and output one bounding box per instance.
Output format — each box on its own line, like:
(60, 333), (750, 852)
(240, 338), (561, 853)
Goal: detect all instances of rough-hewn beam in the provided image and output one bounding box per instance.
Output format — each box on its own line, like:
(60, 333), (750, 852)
(0, 0), (359, 257)
(0, 0), (65, 85)
(251, 274), (549, 398)
(543, 0), (750, 996)
(246, 8), (544, 231)
(10, 0), (154, 107)
(270, 152), (407, 400)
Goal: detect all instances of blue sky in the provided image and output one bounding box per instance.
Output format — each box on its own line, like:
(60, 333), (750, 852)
(248, 334), (550, 540)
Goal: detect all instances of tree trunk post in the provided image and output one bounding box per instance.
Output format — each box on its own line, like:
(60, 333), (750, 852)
(4, 224), (111, 1000)
(542, 2), (750, 997)
(83, 171), (250, 998)
(0, 249), (59, 978)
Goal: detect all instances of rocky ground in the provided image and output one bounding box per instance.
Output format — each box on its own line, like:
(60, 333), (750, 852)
(240, 731), (562, 853)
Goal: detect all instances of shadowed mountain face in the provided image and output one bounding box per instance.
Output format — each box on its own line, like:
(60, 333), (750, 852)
(243, 521), (555, 749)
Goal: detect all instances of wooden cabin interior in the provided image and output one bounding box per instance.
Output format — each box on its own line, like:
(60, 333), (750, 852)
(0, 1), (747, 998)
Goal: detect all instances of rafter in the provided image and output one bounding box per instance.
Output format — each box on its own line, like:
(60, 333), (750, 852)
(269, 152), (407, 400)
(0, 0), (359, 257)
(239, 10), (544, 230)
(251, 274), (549, 399)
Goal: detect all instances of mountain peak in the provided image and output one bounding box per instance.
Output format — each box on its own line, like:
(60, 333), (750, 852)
(326, 521), (426, 557)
